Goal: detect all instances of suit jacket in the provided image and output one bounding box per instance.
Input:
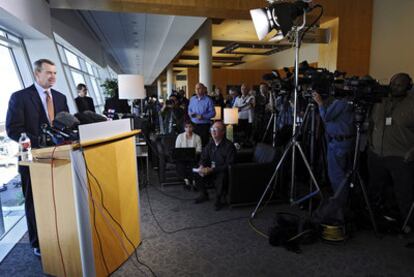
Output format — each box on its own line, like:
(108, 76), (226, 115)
(104, 96), (130, 114)
(6, 84), (69, 148)
(75, 96), (95, 113)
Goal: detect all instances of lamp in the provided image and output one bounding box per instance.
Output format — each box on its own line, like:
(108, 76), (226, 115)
(118, 74), (146, 116)
(223, 108), (238, 142)
(212, 106), (222, 121)
(250, 0), (310, 40)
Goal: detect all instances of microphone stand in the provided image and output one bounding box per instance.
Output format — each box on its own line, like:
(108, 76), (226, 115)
(252, 11), (323, 218)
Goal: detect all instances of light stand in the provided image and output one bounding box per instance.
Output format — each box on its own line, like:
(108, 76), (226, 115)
(252, 11), (323, 218)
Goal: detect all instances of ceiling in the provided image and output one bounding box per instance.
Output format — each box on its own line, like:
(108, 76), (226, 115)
(49, 0), (329, 85)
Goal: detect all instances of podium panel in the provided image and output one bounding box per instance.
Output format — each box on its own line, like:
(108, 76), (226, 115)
(22, 130), (141, 277)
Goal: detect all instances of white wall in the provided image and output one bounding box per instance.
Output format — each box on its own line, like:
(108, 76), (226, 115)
(370, 0), (414, 83)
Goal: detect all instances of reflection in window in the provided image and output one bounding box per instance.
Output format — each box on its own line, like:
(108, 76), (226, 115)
(64, 48), (80, 69)
(0, 46), (23, 124)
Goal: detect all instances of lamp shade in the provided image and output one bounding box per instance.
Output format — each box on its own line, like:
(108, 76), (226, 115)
(212, 106), (222, 121)
(223, 108), (238, 125)
(118, 74), (146, 99)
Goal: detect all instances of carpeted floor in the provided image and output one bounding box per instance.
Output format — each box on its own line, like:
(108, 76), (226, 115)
(1, 176), (414, 276)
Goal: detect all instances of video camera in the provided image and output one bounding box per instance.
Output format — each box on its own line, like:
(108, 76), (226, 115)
(263, 70), (293, 96)
(298, 61), (389, 103)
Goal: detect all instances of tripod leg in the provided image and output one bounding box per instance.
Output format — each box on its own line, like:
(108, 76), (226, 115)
(291, 142), (323, 205)
(402, 201), (414, 233)
(357, 172), (379, 235)
(262, 113), (274, 142)
(251, 140), (294, 218)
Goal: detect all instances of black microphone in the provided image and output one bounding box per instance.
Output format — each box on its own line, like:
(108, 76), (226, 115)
(75, 111), (107, 125)
(53, 112), (80, 130)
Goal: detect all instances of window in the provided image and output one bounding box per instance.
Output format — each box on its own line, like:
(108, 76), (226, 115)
(0, 46), (23, 124)
(57, 42), (107, 112)
(64, 48), (81, 70)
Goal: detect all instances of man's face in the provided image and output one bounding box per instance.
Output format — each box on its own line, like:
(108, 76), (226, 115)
(241, 85), (248, 95)
(210, 122), (225, 141)
(260, 84), (268, 94)
(35, 63), (57, 89)
(79, 87), (87, 97)
(195, 83), (204, 97)
(390, 75), (410, 97)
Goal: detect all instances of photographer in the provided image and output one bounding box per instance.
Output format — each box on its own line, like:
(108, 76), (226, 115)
(312, 91), (355, 221)
(368, 73), (414, 228)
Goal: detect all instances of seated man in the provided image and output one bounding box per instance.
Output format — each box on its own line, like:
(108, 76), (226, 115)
(175, 121), (202, 188)
(193, 121), (236, 210)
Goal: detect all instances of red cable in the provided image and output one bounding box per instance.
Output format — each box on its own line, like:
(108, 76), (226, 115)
(50, 146), (68, 277)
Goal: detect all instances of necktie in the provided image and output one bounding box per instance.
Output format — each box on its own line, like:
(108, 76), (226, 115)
(45, 91), (55, 123)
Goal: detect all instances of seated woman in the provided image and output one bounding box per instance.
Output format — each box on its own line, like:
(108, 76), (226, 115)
(175, 121), (202, 188)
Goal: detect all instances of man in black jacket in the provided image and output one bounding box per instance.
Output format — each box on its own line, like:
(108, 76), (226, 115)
(194, 121), (236, 210)
(6, 59), (69, 257)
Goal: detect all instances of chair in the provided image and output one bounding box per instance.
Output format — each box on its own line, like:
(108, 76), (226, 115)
(155, 134), (184, 186)
(228, 143), (279, 206)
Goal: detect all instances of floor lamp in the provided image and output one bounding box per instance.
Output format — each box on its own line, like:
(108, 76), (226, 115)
(118, 74), (146, 117)
(223, 108), (238, 142)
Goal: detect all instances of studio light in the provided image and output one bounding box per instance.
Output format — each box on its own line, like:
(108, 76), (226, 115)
(250, 0), (310, 40)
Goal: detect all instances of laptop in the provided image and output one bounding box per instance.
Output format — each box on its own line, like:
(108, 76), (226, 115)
(172, 147), (197, 162)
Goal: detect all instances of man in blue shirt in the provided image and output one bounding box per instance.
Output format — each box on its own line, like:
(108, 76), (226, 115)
(188, 83), (215, 146)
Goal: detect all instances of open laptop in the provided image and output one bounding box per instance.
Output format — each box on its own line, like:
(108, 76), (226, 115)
(172, 147), (197, 162)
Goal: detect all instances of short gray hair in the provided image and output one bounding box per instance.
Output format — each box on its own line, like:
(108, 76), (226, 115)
(33, 59), (55, 72)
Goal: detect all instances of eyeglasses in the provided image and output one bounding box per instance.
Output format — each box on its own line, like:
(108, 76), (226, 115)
(210, 127), (223, 132)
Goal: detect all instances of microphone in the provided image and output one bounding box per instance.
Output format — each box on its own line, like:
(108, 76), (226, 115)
(53, 112), (80, 130)
(75, 111), (108, 125)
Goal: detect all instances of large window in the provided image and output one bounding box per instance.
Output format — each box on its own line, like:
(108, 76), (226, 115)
(57, 42), (106, 112)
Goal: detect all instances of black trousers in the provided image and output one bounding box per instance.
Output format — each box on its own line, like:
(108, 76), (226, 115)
(19, 165), (39, 248)
(195, 171), (228, 202)
(368, 152), (414, 221)
(194, 123), (211, 147)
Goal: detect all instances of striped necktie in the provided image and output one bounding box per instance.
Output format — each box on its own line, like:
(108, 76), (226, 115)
(45, 90), (55, 123)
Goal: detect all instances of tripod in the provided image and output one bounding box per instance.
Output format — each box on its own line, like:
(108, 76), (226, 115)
(262, 91), (278, 147)
(332, 110), (378, 234)
(252, 15), (323, 218)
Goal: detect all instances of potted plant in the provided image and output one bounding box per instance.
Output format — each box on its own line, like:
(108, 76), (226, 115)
(100, 78), (118, 98)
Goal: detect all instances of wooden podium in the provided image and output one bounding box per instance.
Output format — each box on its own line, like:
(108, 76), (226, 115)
(21, 120), (141, 277)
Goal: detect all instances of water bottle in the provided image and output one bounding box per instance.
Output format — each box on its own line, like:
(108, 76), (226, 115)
(18, 132), (32, 162)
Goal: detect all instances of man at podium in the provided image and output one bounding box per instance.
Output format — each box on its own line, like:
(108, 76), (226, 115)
(6, 58), (69, 257)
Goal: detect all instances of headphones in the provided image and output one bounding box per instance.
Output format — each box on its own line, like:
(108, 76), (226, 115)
(390, 73), (413, 91)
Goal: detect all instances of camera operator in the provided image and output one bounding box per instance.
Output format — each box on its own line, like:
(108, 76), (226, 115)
(368, 73), (414, 228)
(312, 91), (355, 220)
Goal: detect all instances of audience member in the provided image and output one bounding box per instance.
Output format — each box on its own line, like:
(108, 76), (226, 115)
(193, 121), (236, 210)
(188, 83), (215, 146)
(233, 83), (254, 146)
(74, 83), (95, 113)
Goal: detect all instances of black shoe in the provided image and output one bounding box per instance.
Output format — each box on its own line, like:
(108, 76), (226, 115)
(194, 193), (209, 204)
(33, 247), (41, 257)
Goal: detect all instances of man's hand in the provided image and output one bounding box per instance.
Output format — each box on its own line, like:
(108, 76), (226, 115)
(312, 91), (323, 107)
(198, 166), (213, 176)
(404, 148), (414, 162)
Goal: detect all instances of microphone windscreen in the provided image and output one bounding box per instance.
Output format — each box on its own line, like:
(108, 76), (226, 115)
(53, 112), (80, 129)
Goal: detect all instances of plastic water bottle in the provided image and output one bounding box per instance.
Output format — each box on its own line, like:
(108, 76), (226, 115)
(18, 132), (32, 161)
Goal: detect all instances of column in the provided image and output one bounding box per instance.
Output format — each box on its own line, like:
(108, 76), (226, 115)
(157, 78), (162, 99)
(166, 65), (173, 97)
(198, 19), (212, 93)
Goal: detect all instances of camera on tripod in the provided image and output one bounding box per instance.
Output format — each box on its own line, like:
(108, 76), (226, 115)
(263, 71), (293, 96)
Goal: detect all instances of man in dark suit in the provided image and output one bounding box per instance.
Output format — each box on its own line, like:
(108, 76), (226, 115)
(74, 83), (95, 113)
(6, 58), (69, 257)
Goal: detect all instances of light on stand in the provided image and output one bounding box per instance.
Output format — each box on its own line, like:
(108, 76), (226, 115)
(118, 74), (146, 116)
(250, 0), (310, 40)
(223, 108), (238, 142)
(212, 106), (222, 121)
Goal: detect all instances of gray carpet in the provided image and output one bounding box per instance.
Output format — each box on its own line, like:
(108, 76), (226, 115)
(1, 178), (414, 276)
